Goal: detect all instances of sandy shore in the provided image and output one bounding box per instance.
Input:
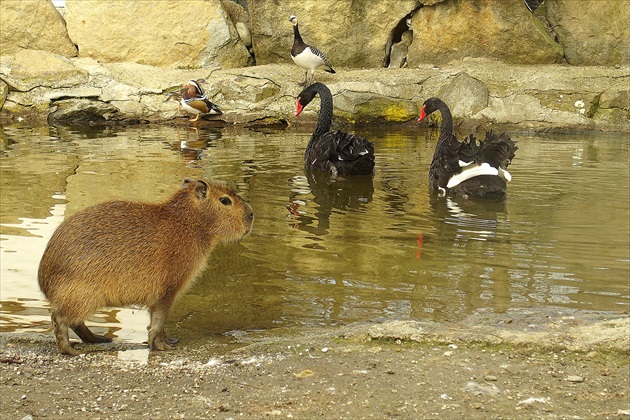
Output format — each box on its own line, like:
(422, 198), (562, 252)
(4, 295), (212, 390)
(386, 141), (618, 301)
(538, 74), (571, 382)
(1, 309), (628, 419)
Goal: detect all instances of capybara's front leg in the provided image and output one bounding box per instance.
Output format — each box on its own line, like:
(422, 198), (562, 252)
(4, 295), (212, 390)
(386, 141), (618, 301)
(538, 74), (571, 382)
(52, 310), (79, 356)
(71, 321), (112, 343)
(147, 297), (176, 351)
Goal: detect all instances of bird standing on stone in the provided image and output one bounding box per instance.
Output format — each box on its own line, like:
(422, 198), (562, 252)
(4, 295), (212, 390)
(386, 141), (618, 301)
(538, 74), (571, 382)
(179, 79), (222, 122)
(289, 15), (335, 86)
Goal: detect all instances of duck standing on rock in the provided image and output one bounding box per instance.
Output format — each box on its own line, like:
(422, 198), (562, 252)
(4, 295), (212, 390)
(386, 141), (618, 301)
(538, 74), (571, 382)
(295, 82), (375, 176)
(289, 15), (336, 86)
(418, 97), (517, 200)
(179, 79), (222, 122)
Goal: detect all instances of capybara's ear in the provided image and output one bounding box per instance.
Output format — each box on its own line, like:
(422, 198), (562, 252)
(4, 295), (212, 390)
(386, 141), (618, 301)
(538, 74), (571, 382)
(182, 178), (195, 188)
(194, 180), (209, 199)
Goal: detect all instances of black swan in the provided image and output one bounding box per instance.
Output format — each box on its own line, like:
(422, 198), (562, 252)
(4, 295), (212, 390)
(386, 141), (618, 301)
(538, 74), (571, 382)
(180, 79), (222, 122)
(289, 15), (335, 86)
(295, 83), (375, 176)
(418, 97), (517, 200)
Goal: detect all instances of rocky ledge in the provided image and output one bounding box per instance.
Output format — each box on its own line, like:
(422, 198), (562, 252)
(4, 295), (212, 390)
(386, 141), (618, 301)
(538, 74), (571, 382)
(0, 50), (628, 132)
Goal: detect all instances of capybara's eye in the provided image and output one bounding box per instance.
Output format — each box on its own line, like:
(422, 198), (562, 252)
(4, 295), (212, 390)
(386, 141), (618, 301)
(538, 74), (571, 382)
(219, 196), (232, 206)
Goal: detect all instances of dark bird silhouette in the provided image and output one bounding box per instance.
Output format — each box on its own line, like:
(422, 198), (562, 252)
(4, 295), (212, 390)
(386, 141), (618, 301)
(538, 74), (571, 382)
(418, 97), (517, 200)
(295, 83), (375, 177)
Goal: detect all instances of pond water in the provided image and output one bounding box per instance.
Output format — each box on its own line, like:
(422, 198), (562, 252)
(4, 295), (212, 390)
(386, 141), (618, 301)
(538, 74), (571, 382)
(1, 123), (628, 348)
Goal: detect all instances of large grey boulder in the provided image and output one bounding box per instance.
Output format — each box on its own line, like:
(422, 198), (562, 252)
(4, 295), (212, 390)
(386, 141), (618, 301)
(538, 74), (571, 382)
(438, 73), (489, 118)
(0, 0), (77, 57)
(64, 0), (251, 68)
(408, 0), (563, 65)
(545, 0), (630, 66)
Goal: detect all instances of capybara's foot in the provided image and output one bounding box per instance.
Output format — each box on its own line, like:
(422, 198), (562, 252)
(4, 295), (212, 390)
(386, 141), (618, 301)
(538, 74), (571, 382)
(147, 329), (173, 351)
(58, 342), (80, 356)
(52, 311), (80, 356)
(72, 322), (113, 343)
(149, 336), (173, 351)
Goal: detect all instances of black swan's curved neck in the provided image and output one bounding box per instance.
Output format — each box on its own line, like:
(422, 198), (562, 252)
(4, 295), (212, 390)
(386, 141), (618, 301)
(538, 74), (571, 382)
(435, 100), (453, 143)
(308, 83), (333, 141)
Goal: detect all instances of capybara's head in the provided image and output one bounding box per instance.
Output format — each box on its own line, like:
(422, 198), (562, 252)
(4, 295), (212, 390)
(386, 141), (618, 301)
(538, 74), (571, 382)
(181, 178), (253, 242)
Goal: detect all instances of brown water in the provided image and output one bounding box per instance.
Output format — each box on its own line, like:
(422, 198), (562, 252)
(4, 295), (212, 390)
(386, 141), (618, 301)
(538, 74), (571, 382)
(1, 123), (628, 346)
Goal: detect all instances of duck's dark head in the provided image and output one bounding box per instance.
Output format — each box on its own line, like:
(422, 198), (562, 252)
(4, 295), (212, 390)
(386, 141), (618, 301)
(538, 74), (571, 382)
(289, 15), (298, 26)
(187, 79), (207, 96)
(418, 97), (445, 122)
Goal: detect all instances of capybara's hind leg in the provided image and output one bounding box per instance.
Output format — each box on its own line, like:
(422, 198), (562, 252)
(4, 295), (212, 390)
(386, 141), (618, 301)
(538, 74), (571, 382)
(71, 321), (112, 343)
(147, 297), (176, 351)
(51, 310), (79, 356)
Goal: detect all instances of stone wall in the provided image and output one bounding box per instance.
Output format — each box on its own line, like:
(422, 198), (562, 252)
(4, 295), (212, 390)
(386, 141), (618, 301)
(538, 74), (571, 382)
(545, 0), (630, 66)
(407, 0), (563, 65)
(0, 0), (628, 131)
(247, 0), (425, 68)
(1, 50), (628, 132)
(2, 0), (628, 69)
(63, 0), (250, 68)
(0, 0), (77, 57)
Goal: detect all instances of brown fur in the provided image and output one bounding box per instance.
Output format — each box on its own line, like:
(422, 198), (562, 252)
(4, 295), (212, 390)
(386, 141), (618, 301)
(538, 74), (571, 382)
(38, 179), (254, 356)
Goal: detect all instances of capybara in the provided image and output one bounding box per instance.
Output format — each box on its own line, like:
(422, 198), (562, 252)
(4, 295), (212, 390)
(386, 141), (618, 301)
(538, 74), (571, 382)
(38, 178), (254, 355)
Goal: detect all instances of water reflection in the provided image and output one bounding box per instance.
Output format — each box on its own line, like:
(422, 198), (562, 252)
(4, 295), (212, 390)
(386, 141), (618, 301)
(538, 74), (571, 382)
(288, 171), (374, 236)
(166, 126), (223, 161)
(0, 124), (628, 348)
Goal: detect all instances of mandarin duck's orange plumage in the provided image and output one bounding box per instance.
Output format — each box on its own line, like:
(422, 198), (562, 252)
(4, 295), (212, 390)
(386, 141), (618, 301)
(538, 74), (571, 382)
(178, 79), (222, 122)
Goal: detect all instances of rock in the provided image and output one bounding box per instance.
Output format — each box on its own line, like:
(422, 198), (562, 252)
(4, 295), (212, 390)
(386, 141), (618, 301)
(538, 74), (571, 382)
(0, 50), (88, 91)
(367, 321), (426, 342)
(464, 381), (501, 396)
(236, 22), (253, 48)
(47, 99), (119, 124)
(1, 50), (628, 132)
(566, 375), (585, 383)
(220, 0), (252, 47)
(408, 0), (563, 65)
(0, 79), (7, 109)
(388, 31), (413, 69)
(247, 0), (422, 68)
(63, 0), (251, 68)
(594, 89), (630, 127)
(0, 0), (77, 58)
(545, 0), (630, 66)
(438, 72), (489, 118)
(335, 90), (418, 123)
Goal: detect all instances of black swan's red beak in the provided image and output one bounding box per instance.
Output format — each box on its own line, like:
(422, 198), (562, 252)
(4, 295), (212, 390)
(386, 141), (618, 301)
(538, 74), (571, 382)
(295, 99), (304, 117)
(417, 105), (427, 123)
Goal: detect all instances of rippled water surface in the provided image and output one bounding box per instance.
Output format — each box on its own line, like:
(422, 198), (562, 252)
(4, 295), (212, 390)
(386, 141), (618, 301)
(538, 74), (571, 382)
(1, 123), (628, 346)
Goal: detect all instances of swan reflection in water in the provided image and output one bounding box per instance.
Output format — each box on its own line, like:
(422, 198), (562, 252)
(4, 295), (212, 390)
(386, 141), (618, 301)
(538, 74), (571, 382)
(425, 194), (511, 252)
(287, 171), (374, 236)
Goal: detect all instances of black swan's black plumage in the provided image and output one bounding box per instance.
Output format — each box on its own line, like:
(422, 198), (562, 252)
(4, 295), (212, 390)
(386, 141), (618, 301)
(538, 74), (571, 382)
(418, 97), (517, 200)
(295, 83), (375, 176)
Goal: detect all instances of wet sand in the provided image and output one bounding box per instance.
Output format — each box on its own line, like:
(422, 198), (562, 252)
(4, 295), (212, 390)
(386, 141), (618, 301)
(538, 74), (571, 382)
(1, 309), (628, 419)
